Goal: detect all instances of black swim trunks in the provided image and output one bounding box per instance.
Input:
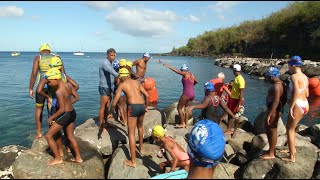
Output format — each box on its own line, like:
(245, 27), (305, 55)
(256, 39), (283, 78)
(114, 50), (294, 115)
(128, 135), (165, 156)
(55, 109), (77, 127)
(35, 87), (48, 107)
(127, 104), (145, 117)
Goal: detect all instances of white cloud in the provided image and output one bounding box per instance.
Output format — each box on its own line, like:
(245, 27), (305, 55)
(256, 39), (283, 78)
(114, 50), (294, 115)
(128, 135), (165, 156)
(105, 7), (178, 37)
(184, 15), (200, 22)
(0, 6), (24, 17)
(86, 1), (117, 10)
(211, 1), (240, 13)
(217, 14), (225, 20)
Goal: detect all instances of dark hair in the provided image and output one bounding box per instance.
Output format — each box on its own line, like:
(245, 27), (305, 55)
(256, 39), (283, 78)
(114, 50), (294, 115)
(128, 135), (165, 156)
(107, 48), (116, 55)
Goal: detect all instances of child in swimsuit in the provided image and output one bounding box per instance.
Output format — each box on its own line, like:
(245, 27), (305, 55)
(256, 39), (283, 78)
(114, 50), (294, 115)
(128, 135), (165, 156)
(152, 125), (190, 173)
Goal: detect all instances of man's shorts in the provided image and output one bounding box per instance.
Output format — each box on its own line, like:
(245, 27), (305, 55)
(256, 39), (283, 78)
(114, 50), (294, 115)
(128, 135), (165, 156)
(35, 87), (49, 107)
(229, 98), (244, 118)
(99, 86), (112, 96)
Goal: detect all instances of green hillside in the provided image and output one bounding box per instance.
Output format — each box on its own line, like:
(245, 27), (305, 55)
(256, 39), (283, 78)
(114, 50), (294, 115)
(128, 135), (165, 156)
(170, 1), (320, 61)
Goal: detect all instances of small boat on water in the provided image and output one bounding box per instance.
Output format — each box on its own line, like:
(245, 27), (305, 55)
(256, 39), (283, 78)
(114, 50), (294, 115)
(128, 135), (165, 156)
(73, 41), (85, 56)
(73, 51), (84, 56)
(11, 52), (20, 56)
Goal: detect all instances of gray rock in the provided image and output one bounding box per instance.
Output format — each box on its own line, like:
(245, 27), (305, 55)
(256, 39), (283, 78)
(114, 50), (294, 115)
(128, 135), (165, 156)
(75, 108), (162, 156)
(12, 139), (105, 179)
(107, 144), (165, 179)
(243, 146), (317, 179)
(0, 145), (28, 179)
(214, 163), (240, 179)
(253, 110), (286, 136)
(161, 102), (193, 125)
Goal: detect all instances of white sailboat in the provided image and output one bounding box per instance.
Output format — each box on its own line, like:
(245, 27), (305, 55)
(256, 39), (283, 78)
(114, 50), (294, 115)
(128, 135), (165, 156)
(73, 51), (84, 56)
(73, 41), (85, 56)
(11, 51), (20, 56)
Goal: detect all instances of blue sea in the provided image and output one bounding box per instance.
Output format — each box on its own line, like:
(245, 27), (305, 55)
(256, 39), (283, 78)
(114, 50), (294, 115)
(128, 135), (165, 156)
(0, 52), (319, 148)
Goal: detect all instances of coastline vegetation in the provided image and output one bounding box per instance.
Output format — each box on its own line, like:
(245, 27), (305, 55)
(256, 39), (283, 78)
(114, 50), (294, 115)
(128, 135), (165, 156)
(170, 1), (320, 61)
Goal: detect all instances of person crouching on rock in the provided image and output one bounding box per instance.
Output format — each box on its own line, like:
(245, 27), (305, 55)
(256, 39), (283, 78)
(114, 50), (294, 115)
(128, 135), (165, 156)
(151, 125), (190, 173)
(44, 68), (82, 165)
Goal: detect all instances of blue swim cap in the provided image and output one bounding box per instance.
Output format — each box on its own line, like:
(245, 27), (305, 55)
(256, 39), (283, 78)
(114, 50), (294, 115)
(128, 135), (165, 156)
(265, 67), (280, 78)
(113, 61), (120, 70)
(288, 55), (303, 66)
(180, 64), (189, 71)
(187, 119), (226, 168)
(204, 82), (215, 92)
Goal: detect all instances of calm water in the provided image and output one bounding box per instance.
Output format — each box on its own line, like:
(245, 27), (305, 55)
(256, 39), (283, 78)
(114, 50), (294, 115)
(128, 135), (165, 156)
(0, 52), (319, 148)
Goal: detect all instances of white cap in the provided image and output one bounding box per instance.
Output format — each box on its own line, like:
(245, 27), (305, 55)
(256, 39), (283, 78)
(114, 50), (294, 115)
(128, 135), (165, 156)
(143, 52), (151, 58)
(181, 64), (189, 71)
(217, 72), (225, 79)
(233, 64), (241, 71)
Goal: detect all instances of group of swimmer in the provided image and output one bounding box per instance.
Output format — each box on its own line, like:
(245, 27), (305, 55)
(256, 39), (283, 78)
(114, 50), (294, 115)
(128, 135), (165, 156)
(28, 43), (309, 178)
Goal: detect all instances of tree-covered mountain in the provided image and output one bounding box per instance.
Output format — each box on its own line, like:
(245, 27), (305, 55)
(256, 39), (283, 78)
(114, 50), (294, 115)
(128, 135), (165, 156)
(170, 1), (320, 61)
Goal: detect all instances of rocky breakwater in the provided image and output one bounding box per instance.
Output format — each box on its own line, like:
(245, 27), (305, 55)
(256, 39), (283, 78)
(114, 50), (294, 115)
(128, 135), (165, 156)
(2, 103), (320, 179)
(215, 57), (320, 82)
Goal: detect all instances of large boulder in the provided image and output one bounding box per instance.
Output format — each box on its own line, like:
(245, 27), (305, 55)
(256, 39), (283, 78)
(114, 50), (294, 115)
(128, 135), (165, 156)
(107, 144), (165, 179)
(75, 107), (162, 156)
(243, 146), (318, 179)
(0, 145), (28, 179)
(161, 102), (193, 125)
(12, 139), (105, 179)
(214, 163), (240, 179)
(253, 110), (286, 136)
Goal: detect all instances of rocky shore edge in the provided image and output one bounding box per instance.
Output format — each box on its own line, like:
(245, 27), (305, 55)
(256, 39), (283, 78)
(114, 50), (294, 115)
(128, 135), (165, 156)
(1, 103), (320, 179)
(214, 57), (320, 82)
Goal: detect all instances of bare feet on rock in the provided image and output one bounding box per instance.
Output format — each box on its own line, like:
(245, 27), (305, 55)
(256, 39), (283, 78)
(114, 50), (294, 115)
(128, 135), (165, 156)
(70, 157), (83, 163)
(34, 133), (42, 139)
(175, 124), (185, 129)
(279, 149), (290, 153)
(48, 158), (63, 166)
(281, 157), (295, 163)
(260, 153), (275, 160)
(124, 160), (136, 168)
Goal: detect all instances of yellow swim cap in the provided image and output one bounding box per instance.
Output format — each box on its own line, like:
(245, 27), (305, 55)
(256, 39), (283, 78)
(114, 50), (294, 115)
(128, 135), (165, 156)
(119, 59), (127, 67)
(126, 60), (133, 68)
(152, 125), (165, 138)
(39, 43), (51, 52)
(50, 56), (63, 69)
(118, 68), (130, 77)
(45, 68), (62, 80)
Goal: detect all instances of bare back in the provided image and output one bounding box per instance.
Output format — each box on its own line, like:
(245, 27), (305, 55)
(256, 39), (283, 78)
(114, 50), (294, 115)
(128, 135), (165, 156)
(120, 79), (147, 104)
(56, 82), (75, 112)
(135, 59), (147, 78)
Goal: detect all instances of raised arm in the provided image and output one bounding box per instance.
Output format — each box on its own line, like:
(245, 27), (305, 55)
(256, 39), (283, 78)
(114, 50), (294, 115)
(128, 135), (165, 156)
(163, 64), (186, 76)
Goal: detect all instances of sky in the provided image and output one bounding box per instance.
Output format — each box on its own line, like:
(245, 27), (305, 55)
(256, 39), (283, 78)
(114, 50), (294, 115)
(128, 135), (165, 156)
(0, 1), (293, 53)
